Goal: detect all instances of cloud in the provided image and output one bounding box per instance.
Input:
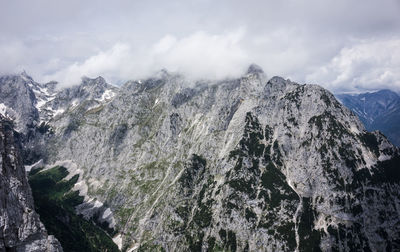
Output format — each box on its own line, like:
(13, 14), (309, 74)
(44, 43), (133, 88)
(0, 0), (400, 92)
(44, 29), (250, 87)
(0, 41), (28, 73)
(149, 29), (248, 80)
(307, 38), (400, 92)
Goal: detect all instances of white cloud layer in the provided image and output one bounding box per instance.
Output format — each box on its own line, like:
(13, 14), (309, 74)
(307, 39), (400, 92)
(0, 0), (399, 92)
(42, 29), (249, 87)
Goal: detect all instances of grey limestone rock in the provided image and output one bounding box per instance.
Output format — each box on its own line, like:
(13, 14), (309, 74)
(1, 67), (400, 251)
(40, 68), (400, 251)
(0, 115), (62, 251)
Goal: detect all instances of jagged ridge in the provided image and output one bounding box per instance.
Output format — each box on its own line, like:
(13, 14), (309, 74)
(1, 66), (400, 251)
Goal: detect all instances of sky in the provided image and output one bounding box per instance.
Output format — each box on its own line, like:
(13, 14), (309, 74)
(0, 0), (400, 92)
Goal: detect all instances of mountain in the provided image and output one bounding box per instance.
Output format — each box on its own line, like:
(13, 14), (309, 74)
(0, 73), (120, 251)
(0, 72), (40, 134)
(336, 90), (400, 146)
(0, 115), (62, 251)
(38, 76), (117, 123)
(1, 67), (400, 251)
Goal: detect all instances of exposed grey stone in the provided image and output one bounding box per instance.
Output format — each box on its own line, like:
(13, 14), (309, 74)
(0, 115), (62, 251)
(1, 65), (400, 251)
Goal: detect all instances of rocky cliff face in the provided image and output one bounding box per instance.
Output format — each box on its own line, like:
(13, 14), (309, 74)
(1, 67), (400, 251)
(0, 72), (39, 134)
(40, 66), (400, 251)
(0, 115), (62, 251)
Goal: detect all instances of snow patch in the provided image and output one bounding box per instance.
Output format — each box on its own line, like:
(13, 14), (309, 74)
(86, 104), (102, 112)
(47, 160), (118, 229)
(44, 160), (85, 186)
(102, 208), (113, 219)
(127, 243), (140, 252)
(53, 108), (65, 116)
(75, 198), (117, 229)
(36, 99), (47, 109)
(152, 98), (160, 108)
(112, 234), (123, 250)
(71, 99), (79, 108)
(0, 103), (9, 118)
(25, 159), (44, 172)
(98, 89), (115, 102)
(73, 180), (89, 199)
(0, 103), (17, 121)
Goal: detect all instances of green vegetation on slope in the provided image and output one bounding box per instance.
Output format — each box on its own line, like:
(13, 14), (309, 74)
(28, 166), (119, 252)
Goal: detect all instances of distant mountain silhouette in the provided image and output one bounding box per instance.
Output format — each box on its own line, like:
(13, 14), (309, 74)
(337, 89), (400, 146)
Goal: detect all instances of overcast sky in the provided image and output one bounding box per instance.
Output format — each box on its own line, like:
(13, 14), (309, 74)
(0, 0), (400, 92)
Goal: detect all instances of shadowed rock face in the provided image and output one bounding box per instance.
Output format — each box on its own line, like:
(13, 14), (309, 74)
(336, 89), (400, 146)
(1, 67), (400, 251)
(0, 115), (62, 252)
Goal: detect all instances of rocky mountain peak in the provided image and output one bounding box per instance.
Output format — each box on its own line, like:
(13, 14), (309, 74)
(246, 63), (264, 75)
(20, 70), (34, 82)
(78, 76), (115, 99)
(82, 75), (107, 87)
(263, 76), (296, 97)
(268, 75), (289, 85)
(0, 73), (39, 133)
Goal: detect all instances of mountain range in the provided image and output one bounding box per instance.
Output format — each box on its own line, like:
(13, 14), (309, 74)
(1, 65), (400, 251)
(336, 90), (400, 146)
